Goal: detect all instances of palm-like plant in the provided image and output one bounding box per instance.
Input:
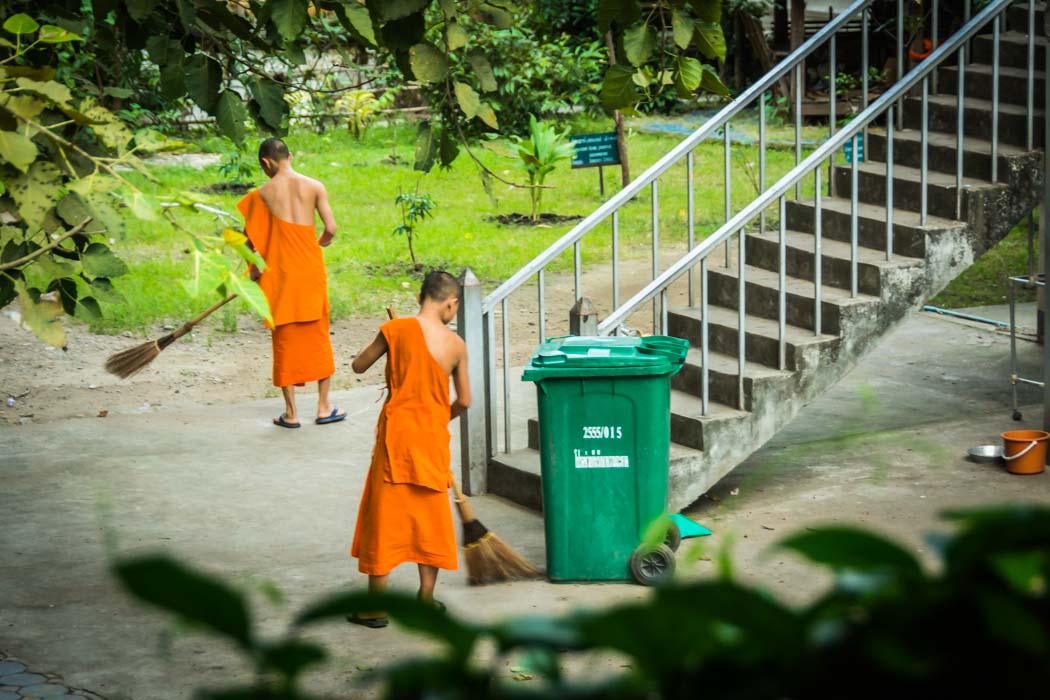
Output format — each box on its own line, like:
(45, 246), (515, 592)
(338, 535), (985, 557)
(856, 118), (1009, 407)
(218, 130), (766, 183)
(510, 115), (576, 222)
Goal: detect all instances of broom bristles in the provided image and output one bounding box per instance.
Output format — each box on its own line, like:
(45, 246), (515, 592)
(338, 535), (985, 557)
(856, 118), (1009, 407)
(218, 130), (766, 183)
(464, 531), (543, 585)
(104, 333), (174, 379)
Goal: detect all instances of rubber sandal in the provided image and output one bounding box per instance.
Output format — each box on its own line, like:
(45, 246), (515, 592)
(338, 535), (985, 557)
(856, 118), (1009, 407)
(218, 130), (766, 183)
(346, 613), (388, 629)
(273, 414), (301, 429)
(315, 407), (347, 425)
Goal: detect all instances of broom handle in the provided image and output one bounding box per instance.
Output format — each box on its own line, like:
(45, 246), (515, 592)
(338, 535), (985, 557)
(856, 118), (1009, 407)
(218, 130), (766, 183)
(173, 294), (238, 340)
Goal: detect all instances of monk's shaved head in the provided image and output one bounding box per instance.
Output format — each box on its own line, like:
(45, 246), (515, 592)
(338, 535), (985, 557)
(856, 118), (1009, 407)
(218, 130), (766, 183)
(259, 138), (290, 162)
(420, 270), (459, 303)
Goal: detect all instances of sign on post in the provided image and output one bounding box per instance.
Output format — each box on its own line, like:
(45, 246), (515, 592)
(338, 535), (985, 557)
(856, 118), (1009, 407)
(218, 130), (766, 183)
(570, 132), (622, 196)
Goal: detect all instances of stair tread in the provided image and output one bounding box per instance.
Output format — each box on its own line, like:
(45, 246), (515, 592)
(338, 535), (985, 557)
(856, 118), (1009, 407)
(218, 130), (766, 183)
(940, 62), (1045, 81)
(670, 305), (839, 345)
(975, 30), (1049, 48)
(918, 92), (1045, 118)
(671, 390), (750, 422)
(790, 196), (964, 229)
(750, 228), (925, 267)
(867, 127), (1032, 158)
(840, 159), (997, 189)
(709, 262), (882, 306)
(683, 346), (792, 379)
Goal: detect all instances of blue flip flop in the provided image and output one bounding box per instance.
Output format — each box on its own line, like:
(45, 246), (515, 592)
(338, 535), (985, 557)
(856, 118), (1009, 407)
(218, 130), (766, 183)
(316, 407), (347, 425)
(273, 414), (301, 429)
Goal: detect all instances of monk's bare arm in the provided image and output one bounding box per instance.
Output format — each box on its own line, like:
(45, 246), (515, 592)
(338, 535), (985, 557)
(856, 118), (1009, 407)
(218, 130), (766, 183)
(315, 182), (337, 247)
(352, 331), (387, 373)
(449, 340), (471, 420)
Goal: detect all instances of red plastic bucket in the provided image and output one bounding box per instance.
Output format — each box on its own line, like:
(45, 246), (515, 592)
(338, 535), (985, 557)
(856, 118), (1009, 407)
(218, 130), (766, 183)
(1001, 430), (1048, 475)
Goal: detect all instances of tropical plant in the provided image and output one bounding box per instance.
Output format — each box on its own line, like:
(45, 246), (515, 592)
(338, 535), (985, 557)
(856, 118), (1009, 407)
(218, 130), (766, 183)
(392, 186), (436, 266)
(333, 89), (380, 139)
(510, 115), (576, 222)
(112, 504), (1050, 698)
(217, 144), (256, 185)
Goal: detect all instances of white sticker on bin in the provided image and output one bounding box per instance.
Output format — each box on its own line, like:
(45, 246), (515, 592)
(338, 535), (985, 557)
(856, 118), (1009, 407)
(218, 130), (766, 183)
(574, 455), (630, 468)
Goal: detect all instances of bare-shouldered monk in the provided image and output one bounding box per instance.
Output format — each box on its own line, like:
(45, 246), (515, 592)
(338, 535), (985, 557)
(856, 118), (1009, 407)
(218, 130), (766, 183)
(237, 138), (346, 428)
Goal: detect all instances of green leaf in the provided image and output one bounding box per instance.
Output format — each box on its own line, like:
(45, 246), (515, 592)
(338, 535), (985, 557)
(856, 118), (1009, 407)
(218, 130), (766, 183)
(468, 51), (497, 92)
(75, 296), (102, 322)
(87, 277), (126, 304)
(125, 0), (161, 21)
(700, 63), (731, 97)
(414, 120), (436, 173)
(439, 128), (459, 169)
(15, 77), (71, 107)
(259, 639), (327, 680)
(473, 3), (513, 28)
(225, 273), (272, 326)
(38, 25), (81, 43)
(337, 1), (376, 46)
(81, 242), (129, 278)
(33, 254), (76, 287)
(623, 22), (656, 66)
(477, 103), (498, 130)
(674, 57), (702, 97)
(978, 589), (1048, 653)
(693, 21), (726, 62)
(121, 190), (162, 222)
(382, 14), (425, 51)
(597, 0), (641, 33)
(0, 128), (36, 172)
(82, 193), (126, 239)
(408, 43), (448, 83)
(3, 14), (39, 35)
(16, 281), (65, 348)
(672, 10), (694, 49)
(601, 64), (641, 112)
(79, 98), (134, 151)
(446, 21), (468, 51)
(249, 78), (287, 132)
(9, 160), (60, 231)
(181, 248), (230, 299)
(379, 0), (429, 21)
(0, 94), (45, 120)
(113, 554), (253, 648)
(778, 527), (923, 576)
(453, 81), (480, 119)
(185, 54), (223, 112)
(215, 90), (248, 147)
(270, 0), (310, 40)
(689, 0), (720, 22)
(102, 86), (135, 99)
(56, 193), (91, 228)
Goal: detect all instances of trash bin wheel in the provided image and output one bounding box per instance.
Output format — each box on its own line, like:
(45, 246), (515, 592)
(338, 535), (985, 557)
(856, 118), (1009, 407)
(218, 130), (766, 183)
(630, 543), (676, 586)
(664, 519), (682, 552)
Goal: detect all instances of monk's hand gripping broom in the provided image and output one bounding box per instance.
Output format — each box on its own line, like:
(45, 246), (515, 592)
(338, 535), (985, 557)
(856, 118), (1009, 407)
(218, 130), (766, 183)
(104, 294), (238, 379)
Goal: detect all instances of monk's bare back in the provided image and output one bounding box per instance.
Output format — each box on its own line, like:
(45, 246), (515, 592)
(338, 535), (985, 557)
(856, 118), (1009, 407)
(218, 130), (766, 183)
(258, 171), (338, 247)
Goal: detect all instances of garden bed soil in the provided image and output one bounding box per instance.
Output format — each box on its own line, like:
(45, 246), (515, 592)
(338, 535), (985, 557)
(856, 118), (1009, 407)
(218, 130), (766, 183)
(490, 213), (583, 226)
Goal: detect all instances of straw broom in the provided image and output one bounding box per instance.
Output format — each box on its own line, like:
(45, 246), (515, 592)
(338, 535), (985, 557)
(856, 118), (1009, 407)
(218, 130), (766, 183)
(104, 294), (238, 379)
(385, 306), (542, 584)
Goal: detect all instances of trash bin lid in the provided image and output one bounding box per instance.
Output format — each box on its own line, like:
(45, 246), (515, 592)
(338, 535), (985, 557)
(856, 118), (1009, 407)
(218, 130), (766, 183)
(522, 335), (688, 380)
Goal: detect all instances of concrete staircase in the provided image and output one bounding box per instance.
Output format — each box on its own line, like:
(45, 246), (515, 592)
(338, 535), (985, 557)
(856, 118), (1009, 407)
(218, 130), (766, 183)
(489, 4), (1046, 512)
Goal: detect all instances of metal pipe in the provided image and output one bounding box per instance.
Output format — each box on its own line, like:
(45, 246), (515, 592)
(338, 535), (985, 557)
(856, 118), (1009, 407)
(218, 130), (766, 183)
(661, 289), (669, 335)
(1027, 0), (1035, 151)
(687, 152), (695, 306)
(573, 241), (581, 300)
(652, 179), (659, 332)
(991, 13), (1000, 183)
(1010, 279), (1019, 413)
(850, 136), (859, 297)
(815, 167), (823, 335)
(701, 257), (709, 416)
(737, 229), (746, 410)
(886, 105), (895, 261)
(862, 7), (870, 146)
(931, 1), (938, 93)
(612, 210), (620, 309)
(760, 93), (767, 232)
(778, 195), (787, 369)
(921, 305), (1010, 327)
(829, 35), (836, 198)
(1028, 211), (1036, 280)
(920, 75), (929, 225)
(501, 299), (510, 453)
(486, 312), (497, 458)
(724, 122), (732, 265)
(795, 63), (802, 199)
(537, 268), (545, 342)
(956, 45), (966, 220)
(896, 0), (904, 131)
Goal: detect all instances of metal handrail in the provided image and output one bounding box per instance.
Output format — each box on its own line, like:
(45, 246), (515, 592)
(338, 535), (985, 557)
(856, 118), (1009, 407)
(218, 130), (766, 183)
(597, 0), (1013, 334)
(480, 0), (876, 315)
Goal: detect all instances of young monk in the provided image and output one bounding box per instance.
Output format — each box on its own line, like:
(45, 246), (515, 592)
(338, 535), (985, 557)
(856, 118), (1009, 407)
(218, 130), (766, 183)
(348, 271), (471, 628)
(237, 138), (346, 428)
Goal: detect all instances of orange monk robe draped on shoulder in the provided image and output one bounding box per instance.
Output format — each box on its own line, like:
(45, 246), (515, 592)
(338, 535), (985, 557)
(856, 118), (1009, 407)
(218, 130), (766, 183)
(237, 189), (334, 388)
(351, 318), (458, 576)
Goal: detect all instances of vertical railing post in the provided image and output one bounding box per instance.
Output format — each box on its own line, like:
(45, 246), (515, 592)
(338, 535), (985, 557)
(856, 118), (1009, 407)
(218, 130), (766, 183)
(760, 93), (768, 229)
(896, 0), (904, 131)
(795, 63), (803, 198)
(457, 268), (487, 494)
(1027, 0), (1035, 151)
(991, 12), (1000, 183)
(651, 180), (660, 331)
(829, 35), (837, 198)
(887, 105), (895, 261)
(862, 7), (870, 147)
(956, 45), (966, 220)
(920, 76), (929, 225)
(687, 152), (696, 305)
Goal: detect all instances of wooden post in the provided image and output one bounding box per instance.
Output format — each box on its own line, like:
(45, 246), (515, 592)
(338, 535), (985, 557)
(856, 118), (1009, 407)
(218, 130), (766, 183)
(790, 0), (806, 107)
(456, 267), (487, 495)
(605, 31), (631, 188)
(570, 297), (598, 336)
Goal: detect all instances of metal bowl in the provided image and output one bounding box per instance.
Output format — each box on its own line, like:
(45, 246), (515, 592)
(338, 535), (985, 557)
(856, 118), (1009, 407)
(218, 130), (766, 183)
(967, 445), (1004, 463)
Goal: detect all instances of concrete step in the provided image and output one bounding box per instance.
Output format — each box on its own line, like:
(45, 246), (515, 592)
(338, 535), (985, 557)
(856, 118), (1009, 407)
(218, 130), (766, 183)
(667, 304), (838, 372)
(833, 160), (997, 221)
(671, 347), (791, 410)
(865, 128), (1031, 181)
(668, 390), (751, 452)
(745, 228), (924, 297)
(786, 197), (963, 259)
(903, 93), (1045, 149)
(1005, 2), (1045, 33)
(939, 63), (1045, 108)
(706, 261), (880, 335)
(971, 31), (1046, 70)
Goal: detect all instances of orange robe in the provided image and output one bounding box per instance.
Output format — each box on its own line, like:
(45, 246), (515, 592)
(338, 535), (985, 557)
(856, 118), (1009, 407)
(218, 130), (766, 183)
(237, 189), (335, 388)
(351, 318), (458, 576)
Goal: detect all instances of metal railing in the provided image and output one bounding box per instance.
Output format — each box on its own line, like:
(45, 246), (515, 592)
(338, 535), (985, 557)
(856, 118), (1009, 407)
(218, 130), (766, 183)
(455, 0), (1041, 492)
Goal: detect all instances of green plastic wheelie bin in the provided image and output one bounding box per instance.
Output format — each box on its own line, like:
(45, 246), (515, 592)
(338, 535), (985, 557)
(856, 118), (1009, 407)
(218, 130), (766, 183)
(522, 335), (689, 585)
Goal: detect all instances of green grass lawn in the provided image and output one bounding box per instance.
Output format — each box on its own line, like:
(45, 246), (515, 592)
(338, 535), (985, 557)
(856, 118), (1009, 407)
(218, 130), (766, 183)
(87, 111), (1025, 332)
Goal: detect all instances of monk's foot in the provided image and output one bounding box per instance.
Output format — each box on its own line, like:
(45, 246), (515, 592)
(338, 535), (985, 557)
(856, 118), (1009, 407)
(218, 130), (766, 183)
(417, 595), (446, 613)
(347, 612), (388, 629)
(315, 406), (347, 425)
(273, 413), (301, 429)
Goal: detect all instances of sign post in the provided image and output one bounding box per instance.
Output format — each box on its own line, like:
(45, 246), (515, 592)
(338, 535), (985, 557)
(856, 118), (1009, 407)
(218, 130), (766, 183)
(570, 132), (622, 197)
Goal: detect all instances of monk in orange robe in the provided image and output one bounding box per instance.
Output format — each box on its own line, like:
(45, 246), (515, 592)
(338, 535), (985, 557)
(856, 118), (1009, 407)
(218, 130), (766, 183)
(237, 138), (345, 428)
(348, 271), (471, 628)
